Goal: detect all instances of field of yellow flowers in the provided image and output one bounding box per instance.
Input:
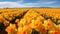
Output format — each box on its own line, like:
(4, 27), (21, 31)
(0, 8), (60, 34)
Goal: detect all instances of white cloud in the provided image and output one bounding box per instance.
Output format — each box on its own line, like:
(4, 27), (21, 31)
(0, 2), (38, 8)
(44, 1), (56, 4)
(0, 0), (57, 8)
(0, 2), (26, 8)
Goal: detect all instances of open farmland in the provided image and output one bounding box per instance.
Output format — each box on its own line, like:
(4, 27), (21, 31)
(0, 8), (60, 34)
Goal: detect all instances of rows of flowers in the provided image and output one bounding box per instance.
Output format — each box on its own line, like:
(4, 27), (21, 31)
(0, 9), (60, 34)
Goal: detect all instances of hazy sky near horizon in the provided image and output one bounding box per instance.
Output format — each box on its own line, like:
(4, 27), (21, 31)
(0, 0), (60, 8)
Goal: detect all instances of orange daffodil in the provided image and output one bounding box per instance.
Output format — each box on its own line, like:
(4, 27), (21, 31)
(6, 23), (17, 34)
(43, 19), (53, 30)
(17, 18), (32, 34)
(49, 29), (60, 34)
(30, 19), (42, 29)
(17, 25), (32, 34)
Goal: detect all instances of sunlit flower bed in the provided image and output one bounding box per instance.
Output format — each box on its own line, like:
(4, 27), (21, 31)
(0, 8), (60, 34)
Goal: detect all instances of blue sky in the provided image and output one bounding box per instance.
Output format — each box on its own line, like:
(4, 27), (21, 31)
(0, 0), (60, 8)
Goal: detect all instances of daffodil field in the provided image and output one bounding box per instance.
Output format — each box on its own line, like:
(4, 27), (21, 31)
(0, 8), (60, 34)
